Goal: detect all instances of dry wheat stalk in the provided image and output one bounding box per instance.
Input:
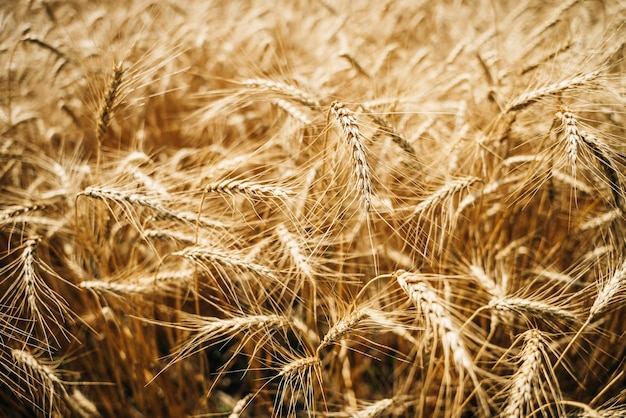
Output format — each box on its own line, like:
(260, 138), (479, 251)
(96, 64), (124, 145)
(330, 101), (374, 212)
(580, 131), (623, 209)
(272, 98), (313, 125)
(65, 389), (101, 418)
(274, 354), (321, 417)
(0, 238), (75, 348)
(506, 72), (600, 112)
(80, 270), (193, 296)
(204, 179), (291, 200)
(228, 393), (253, 418)
(469, 265), (504, 299)
(241, 78), (320, 108)
(518, 0), (579, 61)
(580, 208), (623, 231)
(0, 196), (64, 225)
(80, 186), (229, 230)
(278, 355), (320, 378)
(414, 176), (480, 217)
(351, 398), (395, 418)
(173, 244), (277, 280)
(551, 169), (593, 194)
(119, 152), (168, 197)
(79, 186), (172, 217)
(359, 103), (415, 155)
(396, 272), (474, 373)
(488, 296), (579, 325)
(275, 223), (315, 281)
(590, 257), (626, 319)
(317, 309), (368, 353)
(173, 314), (290, 363)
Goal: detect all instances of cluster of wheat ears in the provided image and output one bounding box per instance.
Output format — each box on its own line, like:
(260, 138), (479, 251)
(1, 0), (626, 417)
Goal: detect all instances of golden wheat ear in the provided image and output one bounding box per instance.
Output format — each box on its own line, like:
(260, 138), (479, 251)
(329, 101), (374, 213)
(0, 238), (78, 350)
(2, 348), (72, 417)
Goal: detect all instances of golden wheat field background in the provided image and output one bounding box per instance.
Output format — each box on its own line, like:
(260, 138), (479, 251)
(1, 0), (626, 416)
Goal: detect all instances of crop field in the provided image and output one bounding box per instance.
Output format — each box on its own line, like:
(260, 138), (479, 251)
(1, 1), (625, 416)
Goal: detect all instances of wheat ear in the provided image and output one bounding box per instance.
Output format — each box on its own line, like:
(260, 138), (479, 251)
(80, 269), (193, 296)
(0, 198), (63, 225)
(488, 297), (579, 325)
(10, 348), (68, 416)
(506, 72), (600, 112)
(316, 309), (368, 354)
(204, 179), (291, 201)
(0, 238), (75, 348)
(503, 329), (561, 418)
(228, 393), (253, 418)
(96, 64), (123, 144)
(330, 101), (374, 212)
(171, 314), (290, 365)
(352, 398), (395, 418)
(359, 103), (415, 155)
(396, 270), (490, 415)
(173, 244), (277, 280)
(556, 256), (626, 367)
(275, 354), (322, 417)
(241, 78), (320, 108)
(555, 109), (582, 178)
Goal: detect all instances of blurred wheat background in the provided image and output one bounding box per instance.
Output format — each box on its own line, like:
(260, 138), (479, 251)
(1, 0), (626, 416)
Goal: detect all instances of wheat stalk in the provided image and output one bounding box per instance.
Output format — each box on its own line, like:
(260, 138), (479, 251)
(204, 179), (291, 200)
(241, 78), (320, 108)
(228, 393), (253, 418)
(272, 98), (313, 125)
(359, 103), (415, 155)
(414, 176), (480, 217)
(506, 72), (600, 112)
(351, 398), (395, 418)
(173, 244), (278, 280)
(316, 309), (368, 354)
(488, 296), (579, 325)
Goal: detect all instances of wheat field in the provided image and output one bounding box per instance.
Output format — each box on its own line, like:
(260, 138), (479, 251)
(1, 0), (626, 416)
